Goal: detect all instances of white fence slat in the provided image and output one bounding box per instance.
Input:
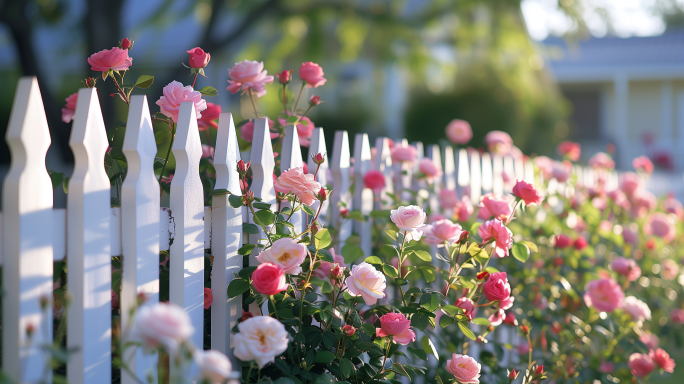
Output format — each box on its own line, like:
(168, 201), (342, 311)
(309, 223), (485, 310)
(503, 156), (515, 193)
(169, 102), (205, 349)
(308, 128), (329, 222)
(120, 95), (160, 383)
(412, 142), (425, 192)
(331, 131), (352, 253)
(514, 155), (525, 181)
(469, 151), (482, 203)
(67, 88), (112, 384)
(111, 208), (122, 256)
(160, 207), (172, 251)
(373, 137), (394, 210)
(426, 144), (442, 211)
(392, 140), (413, 202)
(492, 154), (504, 195)
(457, 149), (470, 188)
(353, 134), (373, 256)
(281, 125), (305, 234)
(211, 113), (243, 362)
(481, 152), (493, 193)
(443, 146), (456, 191)
(205, 207), (212, 248)
(524, 159), (535, 185)
(53, 209), (66, 261)
(2, 76), (54, 383)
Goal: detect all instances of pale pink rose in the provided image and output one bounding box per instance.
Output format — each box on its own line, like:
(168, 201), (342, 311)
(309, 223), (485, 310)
(620, 172), (642, 197)
(363, 170), (386, 194)
(390, 205), (427, 240)
(639, 333), (659, 350)
(427, 213), (446, 223)
(672, 308), (684, 324)
(598, 220), (613, 232)
(299, 62), (327, 88)
(611, 257), (641, 281)
(455, 297), (476, 320)
(445, 119), (473, 144)
(592, 196), (607, 211)
(644, 212), (676, 243)
(488, 308), (506, 326)
(446, 354), (481, 384)
(599, 360), (615, 373)
(483, 272), (511, 302)
(630, 189), (657, 218)
(455, 196), (475, 221)
(557, 141), (581, 161)
(633, 155), (654, 174)
(477, 193), (513, 221)
(622, 296), (651, 322)
(424, 219), (464, 245)
(661, 258), (679, 280)
(663, 195), (684, 219)
(277, 111), (314, 147)
(439, 189), (459, 209)
(589, 152), (615, 170)
(628, 353), (655, 378)
(346, 262), (386, 305)
(379, 312), (410, 336)
(391, 144), (417, 164)
(650, 348), (675, 373)
(485, 131), (513, 155)
(234, 316), (288, 368)
(240, 118), (278, 142)
(134, 303), (194, 355)
(583, 278), (624, 313)
(226, 60), (274, 98)
(275, 167), (322, 206)
(62, 93), (78, 123)
(314, 248), (346, 279)
(419, 158), (443, 181)
(551, 161), (570, 182)
(156, 81), (207, 123)
(534, 156), (554, 179)
(256, 237), (309, 275)
(512, 180), (543, 206)
(392, 327), (416, 345)
(198, 350), (232, 384)
(87, 47), (133, 75)
(478, 219), (513, 257)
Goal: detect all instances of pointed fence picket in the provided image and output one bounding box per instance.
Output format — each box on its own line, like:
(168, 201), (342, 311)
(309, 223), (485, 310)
(457, 148), (470, 198)
(470, 150), (482, 202)
(443, 146), (456, 191)
(481, 152), (493, 193)
(353, 133), (373, 255)
(374, 137), (394, 210)
(308, 128), (330, 223)
(331, 131), (352, 253)
(281, 125), (305, 234)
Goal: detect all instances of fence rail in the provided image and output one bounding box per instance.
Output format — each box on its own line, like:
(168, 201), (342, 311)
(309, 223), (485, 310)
(0, 77), (618, 384)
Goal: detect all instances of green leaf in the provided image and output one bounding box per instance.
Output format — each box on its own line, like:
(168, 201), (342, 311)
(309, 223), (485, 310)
(520, 240), (538, 253)
(342, 244), (364, 263)
(511, 243), (530, 263)
(273, 378), (296, 384)
(411, 313), (430, 331)
(315, 229), (332, 249)
(286, 115), (300, 124)
(365, 256), (383, 265)
(238, 244), (256, 256)
(420, 266), (436, 283)
(370, 209), (392, 219)
(470, 222), (482, 234)
(439, 314), (455, 328)
(238, 266), (257, 279)
(317, 249), (334, 262)
(385, 229), (397, 240)
(412, 250), (432, 262)
(198, 86), (219, 97)
(228, 194), (243, 208)
(49, 171), (64, 189)
(458, 322), (476, 340)
(421, 335), (439, 360)
(408, 347), (427, 360)
(134, 75), (154, 88)
(253, 202), (272, 210)
(340, 358), (354, 378)
(210, 189), (230, 196)
(311, 373), (335, 384)
(419, 293), (441, 312)
(472, 318), (490, 326)
(383, 264), (398, 278)
(301, 204), (316, 216)
(62, 176), (70, 194)
(321, 281), (334, 294)
(254, 210), (276, 226)
(313, 351), (336, 364)
(347, 210), (366, 221)
(227, 279), (250, 298)
(242, 223), (260, 234)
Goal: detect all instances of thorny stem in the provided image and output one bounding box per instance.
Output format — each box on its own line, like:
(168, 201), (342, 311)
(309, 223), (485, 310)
(248, 88), (261, 118)
(282, 84), (288, 112)
(291, 81), (306, 115)
(191, 73), (199, 88)
(111, 75), (130, 104)
(397, 234), (409, 307)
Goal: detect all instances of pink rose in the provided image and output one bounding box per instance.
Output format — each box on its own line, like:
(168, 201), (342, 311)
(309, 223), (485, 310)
(240, 118), (278, 142)
(277, 111), (314, 147)
(650, 348), (675, 373)
(204, 287), (213, 309)
(455, 297), (476, 320)
(445, 119), (473, 144)
(134, 303), (194, 355)
(608, 190), (631, 210)
(156, 81), (207, 123)
(644, 212), (676, 243)
(198, 350), (232, 383)
(477, 193), (513, 221)
(583, 278), (624, 313)
(62, 93), (78, 123)
(485, 131), (513, 155)
(275, 167), (322, 206)
(620, 172), (642, 196)
(512, 180), (543, 206)
(87, 47), (133, 75)
(599, 360), (615, 373)
(256, 237), (309, 275)
(551, 161), (571, 182)
(663, 195), (684, 219)
(633, 155), (654, 174)
(187, 47), (210, 68)
(424, 219), (464, 245)
(363, 170), (386, 194)
(661, 258), (679, 280)
(419, 158), (443, 181)
(534, 156), (553, 179)
(445, 354), (481, 384)
(198, 102), (221, 131)
(503, 312), (517, 326)
(483, 272), (511, 302)
(478, 219), (513, 257)
(252, 263), (289, 296)
(202, 144), (214, 160)
(611, 257), (641, 281)
(299, 62), (327, 88)
(390, 206), (426, 242)
(573, 236), (588, 250)
(226, 60), (274, 98)
(628, 353), (655, 378)
(553, 234), (572, 249)
(427, 213), (446, 223)
(588, 152), (615, 170)
(672, 308), (684, 324)
(392, 327), (416, 345)
(346, 262), (386, 305)
(455, 196), (474, 221)
(639, 333), (659, 350)
(439, 189), (459, 209)
(488, 308), (506, 326)
(622, 296), (651, 322)
(630, 189), (657, 218)
(622, 224), (639, 245)
(234, 316), (289, 368)
(379, 312), (410, 336)
(557, 141), (581, 161)
(390, 144), (417, 163)
(314, 248), (346, 279)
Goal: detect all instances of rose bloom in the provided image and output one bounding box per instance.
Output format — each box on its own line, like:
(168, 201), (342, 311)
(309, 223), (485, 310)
(455, 196), (475, 221)
(554, 234), (572, 249)
(478, 219), (513, 257)
(534, 156), (554, 179)
(661, 258), (679, 280)
(277, 111), (315, 147)
(314, 248), (346, 279)
(512, 179), (543, 206)
(390, 144), (417, 163)
(275, 167), (322, 206)
(419, 158), (443, 181)
(488, 308), (506, 326)
(204, 287), (213, 309)
(633, 155), (654, 174)
(439, 189), (459, 209)
(363, 170), (386, 194)
(62, 93), (78, 123)
(256, 237), (309, 275)
(644, 212), (676, 243)
(483, 272), (511, 302)
(156, 81), (207, 123)
(503, 312), (517, 326)
(552, 161), (571, 182)
(87, 46), (133, 75)
(650, 348), (676, 373)
(557, 141), (581, 161)
(588, 152), (615, 170)
(392, 328), (416, 346)
(445, 119), (473, 144)
(240, 118), (278, 142)
(573, 236), (588, 250)
(622, 296), (651, 322)
(378, 312), (410, 336)
(424, 219), (464, 245)
(477, 193), (513, 221)
(346, 262), (386, 305)
(198, 350), (232, 384)
(446, 354), (481, 384)
(628, 353), (655, 378)
(226, 60), (274, 98)
(187, 47), (210, 69)
(663, 195), (684, 219)
(608, 190), (631, 210)
(583, 278), (624, 313)
(620, 172), (643, 197)
(672, 308), (684, 324)
(640, 332), (659, 350)
(299, 62), (327, 88)
(427, 213), (446, 223)
(252, 263), (289, 296)
(455, 297), (476, 321)
(485, 130), (513, 155)
(198, 102), (221, 131)
(390, 205), (427, 233)
(234, 316), (288, 368)
(134, 303), (194, 355)
(599, 360), (615, 374)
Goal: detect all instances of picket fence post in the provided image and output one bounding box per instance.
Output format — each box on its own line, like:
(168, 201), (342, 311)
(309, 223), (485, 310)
(67, 87), (112, 384)
(2, 76), (54, 384)
(120, 95), (160, 384)
(308, 128), (330, 223)
(392, 140), (413, 202)
(457, 149), (470, 198)
(169, 102), (205, 349)
(443, 146), (456, 191)
(353, 133), (373, 255)
(374, 137), (394, 210)
(469, 150), (482, 202)
(281, 125), (305, 234)
(492, 154), (504, 195)
(211, 113), (243, 362)
(426, 144), (442, 211)
(481, 152), (493, 194)
(331, 131), (351, 253)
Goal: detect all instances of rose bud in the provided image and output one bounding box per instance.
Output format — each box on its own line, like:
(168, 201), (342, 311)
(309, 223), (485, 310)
(82, 77), (97, 88)
(535, 365), (544, 375)
(187, 47), (211, 69)
(244, 190), (255, 205)
(26, 323), (35, 338)
(241, 310), (254, 322)
(237, 160), (250, 173)
(312, 152), (326, 165)
(520, 325), (529, 335)
(342, 324), (355, 337)
(508, 369), (519, 381)
(318, 187), (328, 201)
(457, 230), (469, 244)
(340, 207), (349, 218)
(277, 70), (291, 85)
(120, 37), (133, 50)
(309, 95), (322, 106)
(476, 271), (490, 280)
(311, 222), (318, 234)
(331, 264), (344, 280)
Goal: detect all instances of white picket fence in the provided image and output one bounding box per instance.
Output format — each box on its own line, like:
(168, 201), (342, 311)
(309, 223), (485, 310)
(0, 77), (618, 384)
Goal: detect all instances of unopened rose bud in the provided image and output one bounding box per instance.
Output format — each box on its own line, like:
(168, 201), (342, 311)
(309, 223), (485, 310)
(187, 47), (211, 69)
(331, 264), (344, 280)
(241, 310), (254, 322)
(311, 222), (319, 234)
(237, 159), (250, 174)
(458, 231), (469, 244)
(535, 365), (544, 375)
(277, 70), (291, 84)
(82, 77), (97, 88)
(312, 152), (326, 165)
(244, 190), (255, 205)
(309, 95), (322, 106)
(120, 38), (133, 50)
(26, 323), (36, 338)
(39, 295), (50, 310)
(476, 271), (489, 280)
(340, 207), (349, 218)
(520, 325), (529, 335)
(508, 369), (519, 381)
(318, 187), (328, 201)
(342, 324), (355, 337)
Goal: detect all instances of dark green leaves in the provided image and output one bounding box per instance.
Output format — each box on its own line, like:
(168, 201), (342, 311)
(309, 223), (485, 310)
(228, 194), (244, 208)
(238, 244), (256, 255)
(227, 279), (250, 298)
(340, 358), (355, 378)
(134, 75), (154, 88)
(254, 210), (276, 226)
(364, 256), (383, 265)
(198, 86), (219, 97)
(242, 223), (260, 234)
(301, 204), (316, 216)
(313, 351), (336, 364)
(253, 202), (272, 210)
